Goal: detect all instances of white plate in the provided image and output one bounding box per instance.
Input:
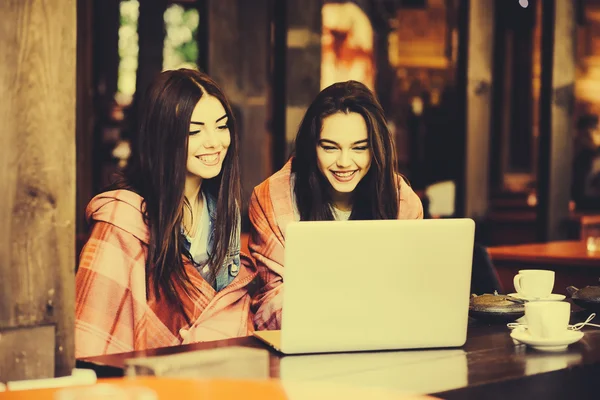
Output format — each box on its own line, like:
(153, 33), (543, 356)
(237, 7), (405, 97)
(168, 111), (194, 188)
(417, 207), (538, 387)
(510, 327), (584, 352)
(508, 293), (566, 302)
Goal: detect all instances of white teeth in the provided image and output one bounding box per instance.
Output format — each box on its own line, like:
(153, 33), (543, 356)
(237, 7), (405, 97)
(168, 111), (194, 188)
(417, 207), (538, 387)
(333, 171), (355, 177)
(199, 154), (218, 163)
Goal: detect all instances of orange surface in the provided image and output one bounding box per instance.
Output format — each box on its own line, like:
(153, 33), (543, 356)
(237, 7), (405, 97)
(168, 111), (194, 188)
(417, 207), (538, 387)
(0, 377), (440, 399)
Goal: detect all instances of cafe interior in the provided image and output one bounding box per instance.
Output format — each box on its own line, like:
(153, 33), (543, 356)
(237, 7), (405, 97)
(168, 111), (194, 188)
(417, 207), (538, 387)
(2, 0), (600, 398)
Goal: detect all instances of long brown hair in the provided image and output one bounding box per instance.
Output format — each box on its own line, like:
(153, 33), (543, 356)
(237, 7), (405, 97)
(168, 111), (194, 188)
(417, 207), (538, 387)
(292, 80), (400, 220)
(115, 69), (241, 305)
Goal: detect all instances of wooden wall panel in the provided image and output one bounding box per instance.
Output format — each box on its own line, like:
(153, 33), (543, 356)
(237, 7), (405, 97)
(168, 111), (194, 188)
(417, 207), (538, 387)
(0, 0), (76, 380)
(207, 0), (271, 229)
(464, 0), (495, 218)
(537, 0), (576, 242)
(284, 0), (322, 157)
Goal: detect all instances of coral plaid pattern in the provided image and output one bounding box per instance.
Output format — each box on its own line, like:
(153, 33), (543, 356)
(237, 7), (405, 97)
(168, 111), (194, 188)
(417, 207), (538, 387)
(75, 190), (258, 358)
(249, 159), (424, 330)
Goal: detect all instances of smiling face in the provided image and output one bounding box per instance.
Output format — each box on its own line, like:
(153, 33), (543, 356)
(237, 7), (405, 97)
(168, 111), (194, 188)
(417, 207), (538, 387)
(316, 112), (372, 205)
(186, 93), (231, 183)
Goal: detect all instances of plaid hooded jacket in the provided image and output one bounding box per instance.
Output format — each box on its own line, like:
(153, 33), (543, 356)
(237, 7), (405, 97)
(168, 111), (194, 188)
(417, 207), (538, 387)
(75, 190), (260, 358)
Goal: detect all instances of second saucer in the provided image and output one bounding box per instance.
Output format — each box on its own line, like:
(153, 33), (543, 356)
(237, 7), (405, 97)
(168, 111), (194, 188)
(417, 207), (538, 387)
(510, 327), (583, 352)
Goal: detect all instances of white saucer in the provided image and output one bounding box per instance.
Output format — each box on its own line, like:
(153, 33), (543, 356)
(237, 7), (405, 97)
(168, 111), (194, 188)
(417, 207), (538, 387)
(508, 293), (566, 302)
(510, 327), (584, 352)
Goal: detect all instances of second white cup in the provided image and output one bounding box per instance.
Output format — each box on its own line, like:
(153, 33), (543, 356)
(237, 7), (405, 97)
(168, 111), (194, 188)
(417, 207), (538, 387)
(525, 301), (570, 339)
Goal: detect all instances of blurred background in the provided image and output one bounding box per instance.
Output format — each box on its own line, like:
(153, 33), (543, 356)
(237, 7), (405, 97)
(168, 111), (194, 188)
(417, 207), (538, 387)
(76, 0), (600, 248)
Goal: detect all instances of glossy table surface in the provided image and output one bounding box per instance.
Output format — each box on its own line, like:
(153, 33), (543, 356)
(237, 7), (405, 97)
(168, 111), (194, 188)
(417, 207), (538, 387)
(76, 314), (600, 399)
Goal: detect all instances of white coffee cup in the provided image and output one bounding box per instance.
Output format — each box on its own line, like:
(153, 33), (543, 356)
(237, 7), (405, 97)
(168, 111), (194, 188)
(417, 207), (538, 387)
(513, 269), (555, 299)
(525, 301), (570, 339)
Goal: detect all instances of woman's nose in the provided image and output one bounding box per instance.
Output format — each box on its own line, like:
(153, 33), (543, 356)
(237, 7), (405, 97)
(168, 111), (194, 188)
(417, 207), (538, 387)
(336, 150), (351, 167)
(203, 130), (218, 148)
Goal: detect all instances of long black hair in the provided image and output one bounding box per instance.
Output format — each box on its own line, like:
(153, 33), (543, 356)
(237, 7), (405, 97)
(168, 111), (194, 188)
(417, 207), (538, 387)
(292, 80), (400, 221)
(112, 69), (241, 305)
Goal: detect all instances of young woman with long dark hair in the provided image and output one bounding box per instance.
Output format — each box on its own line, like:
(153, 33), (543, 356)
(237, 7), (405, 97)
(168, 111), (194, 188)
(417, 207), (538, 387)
(75, 69), (261, 357)
(249, 80), (423, 330)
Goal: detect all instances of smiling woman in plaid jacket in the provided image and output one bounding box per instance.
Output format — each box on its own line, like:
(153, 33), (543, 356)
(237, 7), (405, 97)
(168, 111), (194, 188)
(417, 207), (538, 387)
(75, 69), (266, 358)
(248, 81), (424, 330)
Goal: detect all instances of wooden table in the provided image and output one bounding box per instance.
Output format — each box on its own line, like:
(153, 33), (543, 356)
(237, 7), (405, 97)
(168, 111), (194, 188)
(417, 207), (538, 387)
(70, 317), (600, 399)
(488, 241), (600, 295)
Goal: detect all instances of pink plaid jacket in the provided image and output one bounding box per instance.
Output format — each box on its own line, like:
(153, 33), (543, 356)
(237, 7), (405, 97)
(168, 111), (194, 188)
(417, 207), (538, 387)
(75, 190), (258, 358)
(249, 159), (424, 330)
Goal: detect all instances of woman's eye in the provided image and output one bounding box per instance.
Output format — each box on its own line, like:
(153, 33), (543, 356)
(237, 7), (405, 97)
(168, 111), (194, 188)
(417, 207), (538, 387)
(189, 130), (200, 136)
(217, 125), (229, 131)
(353, 146), (368, 151)
(323, 146), (337, 151)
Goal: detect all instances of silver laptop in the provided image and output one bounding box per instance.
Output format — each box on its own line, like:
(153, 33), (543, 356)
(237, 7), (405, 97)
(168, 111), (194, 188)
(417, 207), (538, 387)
(254, 218), (475, 355)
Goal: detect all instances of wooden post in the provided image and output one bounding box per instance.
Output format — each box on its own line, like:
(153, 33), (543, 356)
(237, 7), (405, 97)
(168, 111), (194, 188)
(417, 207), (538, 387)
(373, 19), (393, 116)
(238, 0), (271, 219)
(207, 0), (271, 228)
(536, 0), (576, 242)
(283, 0), (322, 158)
(463, 0), (495, 218)
(271, 0), (288, 170)
(196, 0), (209, 72)
(0, 0), (76, 380)
(133, 0), (167, 116)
